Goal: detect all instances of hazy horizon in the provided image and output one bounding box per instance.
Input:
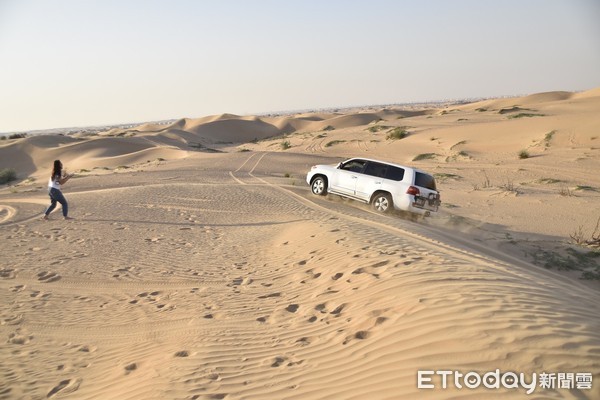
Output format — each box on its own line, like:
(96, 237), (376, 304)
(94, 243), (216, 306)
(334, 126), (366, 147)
(1, 95), (499, 134)
(1, 0), (599, 132)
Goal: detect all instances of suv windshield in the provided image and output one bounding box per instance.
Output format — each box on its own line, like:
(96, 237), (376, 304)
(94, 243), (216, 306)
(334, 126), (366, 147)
(415, 172), (437, 191)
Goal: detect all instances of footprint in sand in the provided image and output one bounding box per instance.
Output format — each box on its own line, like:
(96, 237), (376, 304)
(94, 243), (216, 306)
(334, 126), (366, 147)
(230, 277), (253, 287)
(137, 291), (159, 299)
(37, 271), (61, 283)
(10, 284), (25, 292)
(400, 256), (424, 267)
(0, 268), (16, 279)
(271, 356), (288, 367)
(258, 292), (281, 299)
(1, 314), (23, 326)
(203, 393), (227, 400)
(234, 261), (247, 270)
(330, 304), (346, 315)
(300, 269), (321, 283)
(354, 331), (370, 340)
(124, 363), (137, 375)
(74, 296), (91, 303)
(370, 260), (390, 268)
(270, 355), (304, 368)
(342, 330), (371, 345)
(307, 269), (321, 279)
(75, 344), (97, 353)
(7, 330), (32, 345)
(296, 337), (311, 346)
(207, 372), (220, 381)
(47, 378), (82, 398)
(285, 304), (299, 313)
(113, 266), (135, 278)
(351, 266), (382, 279)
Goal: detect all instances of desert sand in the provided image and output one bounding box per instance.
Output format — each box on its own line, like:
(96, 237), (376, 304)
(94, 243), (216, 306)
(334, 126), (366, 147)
(1, 88), (599, 399)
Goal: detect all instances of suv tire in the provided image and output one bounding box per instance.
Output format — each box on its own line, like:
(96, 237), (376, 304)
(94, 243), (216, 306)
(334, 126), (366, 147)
(311, 176), (327, 196)
(372, 192), (392, 213)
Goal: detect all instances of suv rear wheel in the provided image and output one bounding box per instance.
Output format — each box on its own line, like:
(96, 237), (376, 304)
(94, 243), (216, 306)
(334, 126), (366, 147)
(311, 176), (327, 196)
(372, 192), (392, 213)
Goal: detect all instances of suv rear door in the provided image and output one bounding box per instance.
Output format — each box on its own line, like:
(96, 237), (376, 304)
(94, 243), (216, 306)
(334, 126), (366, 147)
(355, 161), (388, 200)
(413, 171), (440, 211)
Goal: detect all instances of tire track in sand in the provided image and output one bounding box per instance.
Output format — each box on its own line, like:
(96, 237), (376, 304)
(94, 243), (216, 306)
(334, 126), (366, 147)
(0, 205), (17, 224)
(241, 152), (594, 298)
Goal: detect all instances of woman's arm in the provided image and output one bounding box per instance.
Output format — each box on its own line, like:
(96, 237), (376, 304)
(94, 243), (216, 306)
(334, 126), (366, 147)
(59, 173), (73, 185)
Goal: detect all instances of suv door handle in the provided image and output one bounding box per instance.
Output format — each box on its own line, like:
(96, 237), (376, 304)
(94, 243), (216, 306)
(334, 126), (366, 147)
(351, 176), (358, 179)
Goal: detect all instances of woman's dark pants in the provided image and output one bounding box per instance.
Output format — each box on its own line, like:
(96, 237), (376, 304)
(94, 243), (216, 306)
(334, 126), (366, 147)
(45, 188), (68, 217)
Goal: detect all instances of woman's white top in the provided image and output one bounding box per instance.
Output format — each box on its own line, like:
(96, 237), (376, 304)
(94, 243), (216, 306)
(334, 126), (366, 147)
(48, 174), (61, 190)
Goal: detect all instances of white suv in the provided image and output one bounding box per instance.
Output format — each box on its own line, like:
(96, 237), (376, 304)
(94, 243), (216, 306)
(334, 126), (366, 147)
(306, 158), (441, 216)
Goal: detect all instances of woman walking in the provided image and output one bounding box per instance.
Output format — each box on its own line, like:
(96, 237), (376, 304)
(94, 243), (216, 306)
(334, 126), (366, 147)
(43, 160), (74, 220)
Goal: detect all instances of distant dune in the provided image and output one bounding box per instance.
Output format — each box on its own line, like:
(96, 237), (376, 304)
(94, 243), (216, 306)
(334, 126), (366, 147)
(1, 87), (598, 182)
(461, 88), (599, 112)
(573, 86), (600, 99)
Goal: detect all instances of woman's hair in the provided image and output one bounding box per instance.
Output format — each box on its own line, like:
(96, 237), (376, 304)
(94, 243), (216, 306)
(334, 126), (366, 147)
(51, 160), (62, 179)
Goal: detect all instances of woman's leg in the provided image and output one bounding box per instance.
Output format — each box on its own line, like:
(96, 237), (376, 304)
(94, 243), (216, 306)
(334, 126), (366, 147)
(44, 192), (58, 216)
(53, 189), (69, 217)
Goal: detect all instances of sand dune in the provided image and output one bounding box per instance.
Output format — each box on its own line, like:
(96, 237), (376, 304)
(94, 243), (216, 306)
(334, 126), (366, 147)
(460, 90), (575, 113)
(513, 90), (574, 104)
(574, 86), (600, 99)
(1, 88), (599, 399)
(1, 135), (185, 178)
(185, 118), (281, 143)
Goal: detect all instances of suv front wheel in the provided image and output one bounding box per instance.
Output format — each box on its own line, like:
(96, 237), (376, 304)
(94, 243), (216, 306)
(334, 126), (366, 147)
(372, 193), (392, 213)
(311, 176), (327, 196)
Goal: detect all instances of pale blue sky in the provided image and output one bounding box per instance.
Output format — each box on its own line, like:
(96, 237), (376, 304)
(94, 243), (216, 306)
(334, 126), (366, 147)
(0, 0), (598, 132)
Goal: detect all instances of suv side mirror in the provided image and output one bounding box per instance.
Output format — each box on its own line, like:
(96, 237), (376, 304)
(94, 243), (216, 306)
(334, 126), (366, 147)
(336, 162), (343, 169)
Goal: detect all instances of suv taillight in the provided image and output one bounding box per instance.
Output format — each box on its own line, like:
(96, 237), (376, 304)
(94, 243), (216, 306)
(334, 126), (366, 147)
(406, 186), (420, 196)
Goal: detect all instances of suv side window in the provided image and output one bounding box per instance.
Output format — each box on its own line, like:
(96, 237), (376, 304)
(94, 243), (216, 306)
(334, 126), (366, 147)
(340, 160), (366, 173)
(415, 172), (437, 190)
(385, 166), (405, 181)
(363, 162), (388, 178)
